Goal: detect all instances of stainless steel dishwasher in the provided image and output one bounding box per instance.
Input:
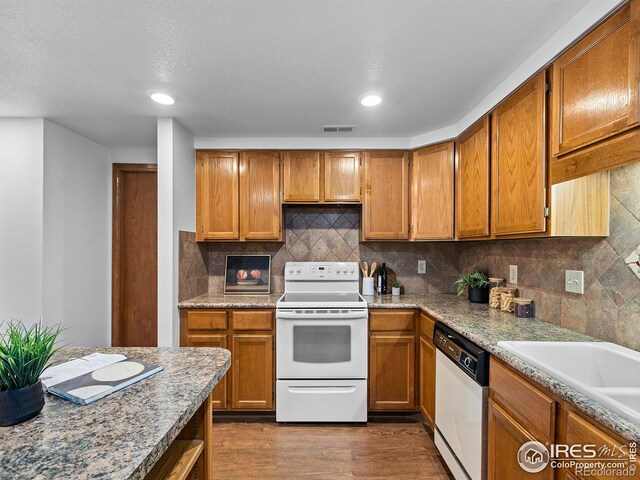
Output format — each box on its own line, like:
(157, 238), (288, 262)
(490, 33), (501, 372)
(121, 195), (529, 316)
(433, 322), (489, 480)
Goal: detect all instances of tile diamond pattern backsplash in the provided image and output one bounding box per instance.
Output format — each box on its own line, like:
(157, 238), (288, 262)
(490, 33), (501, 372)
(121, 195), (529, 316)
(182, 206), (460, 296)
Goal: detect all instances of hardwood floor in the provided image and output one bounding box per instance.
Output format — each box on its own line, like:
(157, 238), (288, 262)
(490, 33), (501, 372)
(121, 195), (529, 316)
(211, 417), (453, 479)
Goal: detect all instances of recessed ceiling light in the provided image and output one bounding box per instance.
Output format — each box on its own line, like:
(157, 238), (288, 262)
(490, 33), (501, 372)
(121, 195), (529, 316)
(359, 94), (382, 107)
(148, 91), (176, 105)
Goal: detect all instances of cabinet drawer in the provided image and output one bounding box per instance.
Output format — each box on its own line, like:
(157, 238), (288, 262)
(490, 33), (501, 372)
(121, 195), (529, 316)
(420, 313), (435, 340)
(187, 310), (228, 330)
(369, 310), (415, 331)
(231, 310), (273, 331)
(490, 358), (555, 441)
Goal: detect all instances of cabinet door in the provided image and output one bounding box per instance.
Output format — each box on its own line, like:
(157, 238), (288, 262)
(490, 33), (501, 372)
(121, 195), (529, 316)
(369, 333), (415, 410)
(558, 408), (639, 480)
(419, 336), (435, 427)
(492, 71), (547, 236)
(488, 398), (553, 480)
(186, 334), (228, 409)
(231, 333), (274, 410)
(362, 151), (410, 240)
(239, 151), (281, 241)
(551, 3), (639, 157)
(410, 142), (454, 240)
(283, 151), (321, 202)
(456, 116), (491, 238)
(324, 151), (361, 202)
(196, 151), (239, 241)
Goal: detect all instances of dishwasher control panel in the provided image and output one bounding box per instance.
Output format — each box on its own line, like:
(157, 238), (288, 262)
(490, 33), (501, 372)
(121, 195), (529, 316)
(433, 323), (489, 386)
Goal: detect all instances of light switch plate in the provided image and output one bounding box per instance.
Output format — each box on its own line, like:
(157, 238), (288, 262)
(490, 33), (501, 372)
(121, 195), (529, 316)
(509, 265), (518, 285)
(418, 260), (426, 274)
(565, 270), (584, 294)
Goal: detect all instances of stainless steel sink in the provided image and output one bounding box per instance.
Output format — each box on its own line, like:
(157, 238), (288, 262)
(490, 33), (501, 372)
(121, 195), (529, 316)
(497, 341), (640, 426)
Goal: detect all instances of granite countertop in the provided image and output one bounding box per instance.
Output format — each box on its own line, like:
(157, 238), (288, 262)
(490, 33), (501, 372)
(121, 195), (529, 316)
(179, 291), (640, 442)
(179, 292), (282, 309)
(0, 347), (231, 480)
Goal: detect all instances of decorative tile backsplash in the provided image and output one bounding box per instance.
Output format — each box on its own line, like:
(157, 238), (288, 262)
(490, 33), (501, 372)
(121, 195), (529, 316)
(180, 162), (640, 351)
(459, 162), (640, 351)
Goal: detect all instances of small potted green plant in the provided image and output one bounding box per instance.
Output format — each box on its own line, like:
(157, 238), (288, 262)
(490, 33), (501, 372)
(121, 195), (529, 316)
(0, 321), (61, 426)
(454, 269), (490, 304)
(392, 279), (402, 296)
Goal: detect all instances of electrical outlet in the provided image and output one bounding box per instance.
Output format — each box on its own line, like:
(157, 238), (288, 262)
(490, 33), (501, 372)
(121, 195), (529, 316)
(509, 265), (518, 284)
(418, 260), (426, 274)
(565, 270), (584, 294)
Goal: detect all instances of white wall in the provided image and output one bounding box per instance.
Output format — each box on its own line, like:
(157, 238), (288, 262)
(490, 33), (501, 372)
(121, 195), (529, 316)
(0, 119), (44, 326)
(43, 120), (110, 346)
(157, 118), (194, 347)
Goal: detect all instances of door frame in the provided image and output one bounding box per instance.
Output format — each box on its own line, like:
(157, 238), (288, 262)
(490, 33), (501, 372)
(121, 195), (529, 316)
(111, 163), (157, 347)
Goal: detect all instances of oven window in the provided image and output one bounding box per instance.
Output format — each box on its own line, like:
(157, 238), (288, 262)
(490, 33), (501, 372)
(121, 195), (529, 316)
(293, 325), (351, 363)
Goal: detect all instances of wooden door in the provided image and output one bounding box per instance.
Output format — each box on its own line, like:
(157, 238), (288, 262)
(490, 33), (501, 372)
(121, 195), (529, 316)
(324, 151), (361, 202)
(456, 116), (491, 238)
(410, 142), (454, 240)
(112, 164), (157, 347)
(492, 71), (547, 236)
(196, 151), (239, 241)
(488, 398), (553, 480)
(282, 151), (321, 202)
(369, 333), (415, 410)
(231, 333), (274, 410)
(419, 336), (436, 427)
(239, 151), (281, 241)
(362, 151), (410, 240)
(187, 334), (228, 409)
(551, 3), (639, 157)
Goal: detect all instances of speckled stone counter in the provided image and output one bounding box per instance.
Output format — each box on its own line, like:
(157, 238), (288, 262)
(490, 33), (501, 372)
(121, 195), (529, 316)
(0, 347), (230, 480)
(180, 291), (640, 442)
(179, 292), (281, 309)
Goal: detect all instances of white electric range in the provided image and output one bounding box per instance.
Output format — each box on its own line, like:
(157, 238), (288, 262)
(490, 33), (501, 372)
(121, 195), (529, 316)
(276, 261), (368, 422)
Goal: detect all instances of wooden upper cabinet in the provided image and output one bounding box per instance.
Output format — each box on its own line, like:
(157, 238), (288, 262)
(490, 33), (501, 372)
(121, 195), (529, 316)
(456, 116), (491, 239)
(196, 151), (239, 241)
(239, 151), (282, 241)
(410, 142), (454, 240)
(551, 2), (640, 157)
(324, 151), (361, 202)
(362, 151), (410, 240)
(282, 151), (321, 202)
(492, 71), (547, 236)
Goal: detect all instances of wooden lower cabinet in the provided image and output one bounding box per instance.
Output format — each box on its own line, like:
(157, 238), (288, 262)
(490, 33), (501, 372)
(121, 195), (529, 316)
(231, 333), (273, 410)
(369, 333), (415, 410)
(488, 398), (554, 480)
(489, 358), (639, 480)
(186, 333), (228, 409)
(181, 309), (274, 412)
(418, 336), (435, 427)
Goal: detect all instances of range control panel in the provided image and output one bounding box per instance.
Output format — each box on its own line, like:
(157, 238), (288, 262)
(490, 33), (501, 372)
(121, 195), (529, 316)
(285, 262), (359, 281)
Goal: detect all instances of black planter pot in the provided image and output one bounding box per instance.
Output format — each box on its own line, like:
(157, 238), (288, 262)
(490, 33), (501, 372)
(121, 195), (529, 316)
(0, 380), (45, 427)
(468, 286), (490, 304)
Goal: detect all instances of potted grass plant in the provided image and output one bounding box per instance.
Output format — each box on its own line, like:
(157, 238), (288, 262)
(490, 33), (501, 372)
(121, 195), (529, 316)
(0, 321), (61, 426)
(454, 268), (490, 304)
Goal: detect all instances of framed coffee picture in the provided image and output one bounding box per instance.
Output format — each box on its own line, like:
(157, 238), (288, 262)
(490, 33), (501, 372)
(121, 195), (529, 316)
(224, 255), (271, 294)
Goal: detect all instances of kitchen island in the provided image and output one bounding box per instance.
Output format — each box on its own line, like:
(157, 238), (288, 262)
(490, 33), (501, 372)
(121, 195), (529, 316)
(0, 346), (230, 480)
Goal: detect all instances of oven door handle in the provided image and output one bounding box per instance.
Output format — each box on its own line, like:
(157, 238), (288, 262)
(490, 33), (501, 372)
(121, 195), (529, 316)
(276, 310), (368, 320)
(286, 386), (357, 394)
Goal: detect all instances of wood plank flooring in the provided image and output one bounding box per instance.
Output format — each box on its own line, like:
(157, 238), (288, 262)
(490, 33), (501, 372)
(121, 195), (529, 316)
(211, 417), (453, 479)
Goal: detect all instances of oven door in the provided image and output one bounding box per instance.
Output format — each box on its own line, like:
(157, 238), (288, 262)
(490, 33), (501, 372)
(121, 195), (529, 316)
(276, 309), (368, 379)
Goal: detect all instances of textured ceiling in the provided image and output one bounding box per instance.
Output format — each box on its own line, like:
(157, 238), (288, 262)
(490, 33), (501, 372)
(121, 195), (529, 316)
(1, 0), (591, 147)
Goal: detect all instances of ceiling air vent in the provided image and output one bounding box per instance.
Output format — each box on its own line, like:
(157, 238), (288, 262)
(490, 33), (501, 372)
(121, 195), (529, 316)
(322, 125), (356, 133)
